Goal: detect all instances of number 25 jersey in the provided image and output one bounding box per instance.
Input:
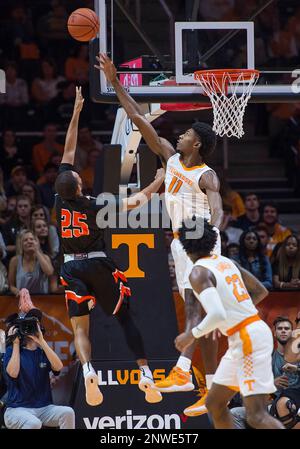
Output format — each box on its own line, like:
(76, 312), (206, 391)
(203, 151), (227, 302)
(55, 163), (106, 254)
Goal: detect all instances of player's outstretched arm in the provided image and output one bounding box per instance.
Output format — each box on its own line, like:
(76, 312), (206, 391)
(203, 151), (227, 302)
(122, 168), (165, 212)
(234, 262), (268, 305)
(199, 171), (223, 228)
(95, 53), (175, 165)
(62, 86), (84, 165)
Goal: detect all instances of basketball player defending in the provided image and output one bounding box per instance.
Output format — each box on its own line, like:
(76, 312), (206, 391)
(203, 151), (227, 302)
(175, 218), (284, 429)
(95, 53), (223, 416)
(55, 87), (164, 406)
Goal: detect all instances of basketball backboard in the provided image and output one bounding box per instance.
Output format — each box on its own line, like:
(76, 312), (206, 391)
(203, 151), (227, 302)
(90, 0), (300, 104)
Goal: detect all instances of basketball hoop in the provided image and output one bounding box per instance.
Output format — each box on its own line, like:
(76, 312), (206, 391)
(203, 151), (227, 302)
(194, 69), (260, 138)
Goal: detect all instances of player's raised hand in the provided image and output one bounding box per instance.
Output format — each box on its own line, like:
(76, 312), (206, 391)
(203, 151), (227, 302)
(95, 52), (117, 83)
(74, 86), (84, 113)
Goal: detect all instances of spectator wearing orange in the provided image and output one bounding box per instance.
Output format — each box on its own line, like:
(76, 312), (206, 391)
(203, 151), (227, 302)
(65, 45), (89, 84)
(262, 203), (291, 255)
(219, 172), (245, 219)
(273, 235), (300, 290)
(5, 166), (27, 198)
(32, 123), (63, 174)
(8, 230), (55, 296)
(75, 125), (103, 172)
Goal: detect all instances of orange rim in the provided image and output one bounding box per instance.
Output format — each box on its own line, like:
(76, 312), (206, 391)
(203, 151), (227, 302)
(161, 102), (212, 111)
(194, 69), (260, 95)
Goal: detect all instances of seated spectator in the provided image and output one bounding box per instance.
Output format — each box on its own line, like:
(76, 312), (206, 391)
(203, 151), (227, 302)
(32, 218), (59, 259)
(220, 205), (243, 244)
(75, 125), (103, 172)
(31, 58), (65, 106)
(65, 45), (89, 84)
(37, 163), (58, 209)
(0, 231), (7, 261)
(1, 195), (32, 258)
(22, 181), (42, 206)
(262, 203), (292, 254)
(270, 316), (300, 429)
(256, 223), (272, 258)
(0, 167), (7, 213)
(0, 129), (24, 178)
(5, 166), (27, 197)
(220, 230), (229, 256)
(237, 230), (273, 289)
(0, 259), (8, 294)
(0, 62), (29, 128)
(218, 171), (245, 219)
(3, 303), (75, 429)
(8, 230), (55, 296)
(0, 196), (17, 227)
(80, 149), (102, 194)
(32, 123), (63, 175)
(31, 205), (59, 253)
(227, 243), (240, 260)
(231, 193), (261, 231)
(272, 235), (300, 290)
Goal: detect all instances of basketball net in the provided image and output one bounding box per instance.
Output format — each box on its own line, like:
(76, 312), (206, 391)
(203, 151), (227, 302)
(194, 69), (260, 138)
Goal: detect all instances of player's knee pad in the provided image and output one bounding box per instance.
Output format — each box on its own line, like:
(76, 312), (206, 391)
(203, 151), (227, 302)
(270, 397), (300, 429)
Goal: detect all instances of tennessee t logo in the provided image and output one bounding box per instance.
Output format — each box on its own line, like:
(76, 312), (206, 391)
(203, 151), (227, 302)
(112, 234), (155, 278)
(244, 379), (255, 392)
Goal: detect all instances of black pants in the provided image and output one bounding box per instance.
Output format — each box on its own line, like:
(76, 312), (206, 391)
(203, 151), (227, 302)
(61, 257), (146, 360)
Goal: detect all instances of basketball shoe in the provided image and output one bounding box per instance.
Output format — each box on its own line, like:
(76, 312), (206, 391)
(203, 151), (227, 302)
(153, 366), (195, 393)
(183, 387), (208, 417)
(138, 369), (162, 403)
(84, 371), (103, 406)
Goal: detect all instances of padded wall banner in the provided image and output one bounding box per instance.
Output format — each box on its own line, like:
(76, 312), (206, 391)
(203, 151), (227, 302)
(72, 360), (212, 430)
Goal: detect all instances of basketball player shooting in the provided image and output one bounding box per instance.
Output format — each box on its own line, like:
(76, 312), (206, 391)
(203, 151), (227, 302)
(175, 218), (284, 429)
(95, 53), (223, 416)
(55, 87), (165, 406)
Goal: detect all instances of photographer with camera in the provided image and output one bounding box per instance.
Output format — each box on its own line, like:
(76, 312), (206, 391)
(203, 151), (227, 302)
(3, 309), (75, 429)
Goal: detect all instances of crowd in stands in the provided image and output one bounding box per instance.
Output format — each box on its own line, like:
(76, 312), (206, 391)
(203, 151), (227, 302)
(167, 189), (300, 292)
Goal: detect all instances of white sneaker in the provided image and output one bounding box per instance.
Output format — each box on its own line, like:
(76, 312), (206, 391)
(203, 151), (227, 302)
(84, 372), (103, 406)
(139, 375), (162, 403)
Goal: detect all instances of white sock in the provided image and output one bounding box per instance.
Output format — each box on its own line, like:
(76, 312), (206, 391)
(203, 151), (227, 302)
(206, 374), (214, 390)
(176, 356), (191, 372)
(83, 361), (96, 378)
(140, 365), (152, 379)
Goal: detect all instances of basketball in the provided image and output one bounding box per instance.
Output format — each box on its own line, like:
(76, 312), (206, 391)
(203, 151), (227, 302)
(67, 8), (100, 42)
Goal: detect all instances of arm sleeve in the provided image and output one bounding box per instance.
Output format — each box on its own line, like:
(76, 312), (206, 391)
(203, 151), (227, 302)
(191, 287), (227, 339)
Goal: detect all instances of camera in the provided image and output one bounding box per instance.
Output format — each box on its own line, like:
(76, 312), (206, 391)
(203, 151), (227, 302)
(6, 317), (39, 345)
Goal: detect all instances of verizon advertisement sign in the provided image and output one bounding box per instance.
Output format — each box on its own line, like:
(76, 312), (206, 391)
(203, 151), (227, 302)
(72, 360), (211, 429)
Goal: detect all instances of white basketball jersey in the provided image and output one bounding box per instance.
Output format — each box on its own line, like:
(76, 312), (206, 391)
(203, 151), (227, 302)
(194, 255), (258, 335)
(165, 153), (212, 231)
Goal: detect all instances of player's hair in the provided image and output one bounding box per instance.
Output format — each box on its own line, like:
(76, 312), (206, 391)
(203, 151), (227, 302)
(179, 217), (218, 257)
(191, 122), (217, 161)
(55, 171), (78, 200)
(273, 316), (293, 329)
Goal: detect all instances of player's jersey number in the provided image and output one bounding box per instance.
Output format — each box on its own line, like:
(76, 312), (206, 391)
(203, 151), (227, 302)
(61, 209), (90, 238)
(225, 274), (250, 303)
(168, 176), (183, 194)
